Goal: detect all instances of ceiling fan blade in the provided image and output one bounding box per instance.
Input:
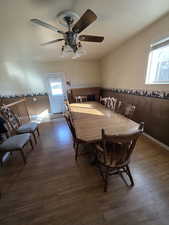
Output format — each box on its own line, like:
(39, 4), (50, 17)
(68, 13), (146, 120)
(41, 38), (64, 46)
(72, 9), (97, 33)
(30, 19), (65, 34)
(79, 35), (104, 42)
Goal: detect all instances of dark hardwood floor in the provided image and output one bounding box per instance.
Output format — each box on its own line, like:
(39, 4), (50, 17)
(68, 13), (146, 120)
(0, 118), (169, 225)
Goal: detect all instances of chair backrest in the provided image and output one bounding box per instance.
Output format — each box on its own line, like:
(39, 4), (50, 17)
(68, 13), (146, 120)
(64, 100), (71, 112)
(0, 106), (20, 131)
(100, 97), (107, 106)
(83, 96), (88, 102)
(0, 116), (9, 143)
(64, 102), (69, 112)
(106, 97), (111, 109)
(64, 111), (77, 141)
(100, 96), (103, 104)
(75, 96), (87, 103)
(109, 97), (117, 111)
(75, 96), (82, 103)
(115, 100), (122, 113)
(101, 122), (144, 167)
(124, 104), (136, 119)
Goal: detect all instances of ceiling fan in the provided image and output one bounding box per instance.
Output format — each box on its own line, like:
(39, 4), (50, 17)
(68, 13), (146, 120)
(30, 9), (104, 58)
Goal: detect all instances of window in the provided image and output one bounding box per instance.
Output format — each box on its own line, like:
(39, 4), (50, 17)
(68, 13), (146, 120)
(146, 37), (169, 84)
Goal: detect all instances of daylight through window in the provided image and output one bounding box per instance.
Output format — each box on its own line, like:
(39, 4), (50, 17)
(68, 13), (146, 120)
(146, 37), (169, 84)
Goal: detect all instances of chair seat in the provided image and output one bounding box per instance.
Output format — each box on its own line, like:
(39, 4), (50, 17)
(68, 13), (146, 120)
(17, 122), (38, 133)
(0, 134), (31, 151)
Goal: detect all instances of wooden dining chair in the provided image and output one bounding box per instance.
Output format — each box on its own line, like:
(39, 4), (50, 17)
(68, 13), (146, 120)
(115, 100), (123, 113)
(95, 122), (144, 192)
(64, 112), (83, 160)
(82, 96), (88, 102)
(0, 106), (39, 143)
(100, 96), (107, 106)
(100, 96), (104, 104)
(109, 97), (117, 111)
(0, 123), (34, 166)
(75, 96), (87, 103)
(106, 97), (111, 109)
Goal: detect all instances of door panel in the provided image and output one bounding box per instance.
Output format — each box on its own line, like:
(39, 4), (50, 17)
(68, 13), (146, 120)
(47, 74), (65, 113)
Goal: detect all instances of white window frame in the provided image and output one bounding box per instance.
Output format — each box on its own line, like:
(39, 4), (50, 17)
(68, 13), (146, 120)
(146, 36), (169, 85)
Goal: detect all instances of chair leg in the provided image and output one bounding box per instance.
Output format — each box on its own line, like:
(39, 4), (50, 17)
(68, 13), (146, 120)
(75, 142), (79, 160)
(0, 158), (3, 168)
(126, 165), (134, 186)
(73, 140), (76, 148)
(37, 128), (40, 136)
(98, 163), (104, 179)
(20, 150), (26, 164)
(104, 167), (109, 192)
(33, 133), (37, 144)
(119, 172), (128, 186)
(30, 139), (34, 150)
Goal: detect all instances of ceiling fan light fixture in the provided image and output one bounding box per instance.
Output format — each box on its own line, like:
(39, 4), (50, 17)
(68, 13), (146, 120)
(64, 44), (74, 54)
(61, 44), (74, 58)
(72, 52), (80, 59)
(61, 42), (86, 59)
(76, 42), (86, 56)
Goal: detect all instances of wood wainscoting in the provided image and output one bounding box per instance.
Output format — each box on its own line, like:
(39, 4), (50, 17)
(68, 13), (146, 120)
(69, 87), (101, 103)
(101, 88), (169, 146)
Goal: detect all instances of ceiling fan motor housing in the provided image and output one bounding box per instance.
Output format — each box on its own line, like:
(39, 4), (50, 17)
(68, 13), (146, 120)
(65, 31), (78, 51)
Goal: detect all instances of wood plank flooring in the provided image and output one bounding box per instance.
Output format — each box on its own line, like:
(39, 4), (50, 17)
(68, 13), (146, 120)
(0, 118), (169, 225)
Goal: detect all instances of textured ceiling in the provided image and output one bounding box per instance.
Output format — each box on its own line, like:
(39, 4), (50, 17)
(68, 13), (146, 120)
(0, 0), (169, 62)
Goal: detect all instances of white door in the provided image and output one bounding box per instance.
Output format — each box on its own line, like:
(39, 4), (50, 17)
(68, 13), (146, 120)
(47, 74), (65, 113)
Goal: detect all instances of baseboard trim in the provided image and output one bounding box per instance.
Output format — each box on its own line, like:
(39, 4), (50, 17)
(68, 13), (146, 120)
(143, 132), (169, 151)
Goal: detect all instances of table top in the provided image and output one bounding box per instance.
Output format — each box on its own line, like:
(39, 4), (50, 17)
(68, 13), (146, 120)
(70, 102), (139, 143)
